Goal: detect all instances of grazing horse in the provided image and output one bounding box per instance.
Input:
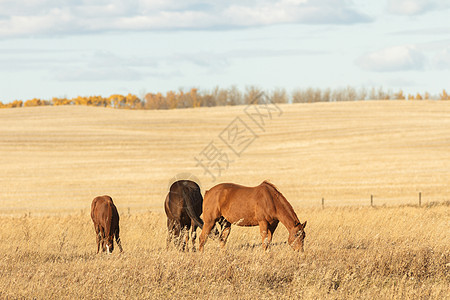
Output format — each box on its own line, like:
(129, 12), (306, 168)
(164, 180), (205, 251)
(199, 181), (307, 252)
(91, 195), (123, 254)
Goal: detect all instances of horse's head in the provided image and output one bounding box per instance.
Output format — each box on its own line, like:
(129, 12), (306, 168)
(289, 221), (307, 252)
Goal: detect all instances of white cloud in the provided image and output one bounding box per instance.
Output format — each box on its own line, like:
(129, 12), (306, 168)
(224, 1), (370, 26)
(0, 0), (371, 39)
(356, 45), (426, 72)
(387, 0), (450, 15)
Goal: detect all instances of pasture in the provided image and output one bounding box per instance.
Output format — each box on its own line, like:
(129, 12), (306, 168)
(0, 101), (449, 299)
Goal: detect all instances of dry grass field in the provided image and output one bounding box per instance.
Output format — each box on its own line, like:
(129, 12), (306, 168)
(0, 101), (449, 299)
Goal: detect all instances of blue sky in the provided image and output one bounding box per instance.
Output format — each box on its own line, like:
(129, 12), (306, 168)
(0, 0), (449, 102)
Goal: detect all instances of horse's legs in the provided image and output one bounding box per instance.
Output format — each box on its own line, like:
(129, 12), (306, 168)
(268, 220), (279, 237)
(172, 221), (181, 250)
(94, 225), (101, 254)
(259, 221), (270, 251)
(176, 224), (189, 252)
(266, 220), (279, 249)
(210, 217), (226, 239)
(199, 221), (216, 252)
(182, 225), (189, 252)
(100, 226), (106, 252)
(219, 220), (232, 248)
(191, 220), (198, 252)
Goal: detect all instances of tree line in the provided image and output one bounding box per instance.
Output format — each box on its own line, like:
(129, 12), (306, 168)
(1, 86), (449, 109)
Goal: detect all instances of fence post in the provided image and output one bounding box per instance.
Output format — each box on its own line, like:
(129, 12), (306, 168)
(419, 192), (422, 207)
(322, 198), (324, 209)
(371, 195), (373, 207)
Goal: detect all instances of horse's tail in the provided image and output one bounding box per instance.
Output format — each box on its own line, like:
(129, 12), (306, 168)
(182, 185), (204, 229)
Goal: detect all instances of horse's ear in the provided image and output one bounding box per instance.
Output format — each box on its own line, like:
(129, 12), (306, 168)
(302, 221), (307, 229)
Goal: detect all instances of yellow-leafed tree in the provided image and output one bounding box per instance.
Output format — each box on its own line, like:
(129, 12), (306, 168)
(109, 94), (126, 108)
(439, 89), (449, 100)
(125, 94), (141, 109)
(24, 98), (49, 107)
(166, 91), (178, 109)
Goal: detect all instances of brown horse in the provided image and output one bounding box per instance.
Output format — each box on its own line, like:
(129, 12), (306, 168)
(199, 181), (307, 252)
(91, 195), (123, 254)
(164, 180), (205, 251)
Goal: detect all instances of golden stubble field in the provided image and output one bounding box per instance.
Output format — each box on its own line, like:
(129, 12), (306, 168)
(0, 101), (449, 299)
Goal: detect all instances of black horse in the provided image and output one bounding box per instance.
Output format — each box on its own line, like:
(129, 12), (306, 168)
(164, 180), (206, 251)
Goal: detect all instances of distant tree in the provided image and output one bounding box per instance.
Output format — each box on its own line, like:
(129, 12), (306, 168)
(292, 89), (307, 103)
(424, 92), (430, 100)
(322, 88), (331, 102)
(415, 93), (423, 100)
(86, 96), (94, 106)
(144, 93), (165, 109)
(1, 100), (23, 108)
(394, 90), (405, 100)
(376, 87), (389, 100)
(175, 89), (188, 108)
(439, 89), (449, 100)
(303, 88), (313, 103)
(125, 94), (141, 109)
(166, 91), (178, 109)
(85, 95), (105, 107)
(332, 88), (344, 102)
(103, 96), (112, 107)
(190, 88), (200, 108)
(214, 87), (229, 106)
(244, 86), (264, 105)
(52, 97), (71, 106)
(270, 88), (288, 104)
(312, 88), (322, 102)
(109, 94), (126, 108)
(206, 86), (225, 107)
(74, 96), (85, 106)
(369, 87), (377, 100)
(344, 86), (357, 101)
(227, 86), (242, 106)
(386, 89), (393, 100)
(407, 94), (415, 100)
(94, 96), (110, 107)
(199, 90), (216, 107)
(15, 100), (24, 107)
(24, 98), (47, 107)
(357, 87), (367, 101)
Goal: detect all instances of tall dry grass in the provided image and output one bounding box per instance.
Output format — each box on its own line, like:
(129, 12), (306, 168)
(0, 204), (448, 299)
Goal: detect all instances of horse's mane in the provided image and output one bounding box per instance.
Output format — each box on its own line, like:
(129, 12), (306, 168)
(262, 180), (300, 226)
(262, 180), (283, 196)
